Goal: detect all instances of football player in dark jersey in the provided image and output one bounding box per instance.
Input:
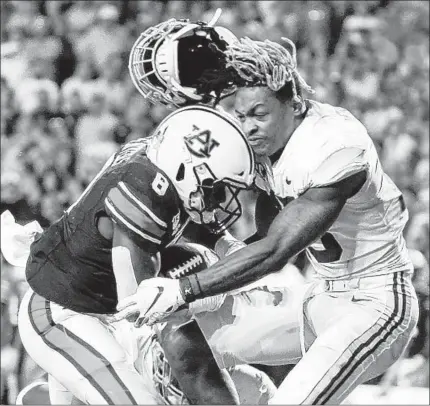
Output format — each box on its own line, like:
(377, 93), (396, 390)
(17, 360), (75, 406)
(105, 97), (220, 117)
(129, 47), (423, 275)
(15, 242), (275, 406)
(17, 104), (255, 404)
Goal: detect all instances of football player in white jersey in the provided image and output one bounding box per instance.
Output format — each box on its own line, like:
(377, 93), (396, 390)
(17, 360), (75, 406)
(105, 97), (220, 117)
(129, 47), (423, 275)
(120, 36), (420, 404)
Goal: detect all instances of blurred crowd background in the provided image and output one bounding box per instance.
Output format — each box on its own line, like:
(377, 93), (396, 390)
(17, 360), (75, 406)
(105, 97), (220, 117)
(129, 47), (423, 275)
(1, 0), (429, 404)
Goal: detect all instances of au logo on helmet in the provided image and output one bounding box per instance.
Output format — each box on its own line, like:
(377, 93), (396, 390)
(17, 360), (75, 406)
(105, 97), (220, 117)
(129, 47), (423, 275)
(184, 125), (220, 158)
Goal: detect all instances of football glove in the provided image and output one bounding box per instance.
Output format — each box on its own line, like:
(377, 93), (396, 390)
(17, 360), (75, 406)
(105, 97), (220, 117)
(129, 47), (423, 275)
(115, 278), (185, 327)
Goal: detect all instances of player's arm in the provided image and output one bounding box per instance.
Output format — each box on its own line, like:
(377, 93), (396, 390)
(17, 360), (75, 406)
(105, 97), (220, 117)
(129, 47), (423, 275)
(180, 170), (367, 300)
(103, 174), (172, 299)
(112, 223), (158, 300)
(98, 214), (158, 301)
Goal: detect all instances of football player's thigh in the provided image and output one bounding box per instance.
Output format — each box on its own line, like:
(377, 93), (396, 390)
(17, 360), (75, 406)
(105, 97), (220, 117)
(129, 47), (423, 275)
(19, 293), (157, 404)
(50, 313), (159, 405)
(270, 286), (417, 405)
(197, 286), (304, 368)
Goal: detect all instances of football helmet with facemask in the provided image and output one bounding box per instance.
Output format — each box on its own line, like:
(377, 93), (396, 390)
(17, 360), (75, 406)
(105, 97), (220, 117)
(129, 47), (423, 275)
(146, 105), (255, 234)
(128, 9), (237, 109)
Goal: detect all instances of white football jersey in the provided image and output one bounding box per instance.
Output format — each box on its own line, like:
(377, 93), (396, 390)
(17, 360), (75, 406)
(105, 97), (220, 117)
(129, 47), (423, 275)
(256, 101), (413, 280)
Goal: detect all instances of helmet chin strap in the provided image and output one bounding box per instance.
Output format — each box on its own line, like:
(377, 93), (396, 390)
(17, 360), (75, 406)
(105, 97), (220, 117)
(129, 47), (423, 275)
(207, 8), (222, 27)
(169, 8), (222, 42)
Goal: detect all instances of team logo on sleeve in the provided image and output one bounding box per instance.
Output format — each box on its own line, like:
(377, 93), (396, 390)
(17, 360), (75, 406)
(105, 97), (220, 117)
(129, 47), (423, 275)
(171, 212), (181, 236)
(184, 125), (220, 158)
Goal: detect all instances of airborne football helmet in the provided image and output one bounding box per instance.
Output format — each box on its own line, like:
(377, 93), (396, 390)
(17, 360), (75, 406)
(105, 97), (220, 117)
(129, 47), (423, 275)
(146, 105), (255, 234)
(129, 9), (237, 109)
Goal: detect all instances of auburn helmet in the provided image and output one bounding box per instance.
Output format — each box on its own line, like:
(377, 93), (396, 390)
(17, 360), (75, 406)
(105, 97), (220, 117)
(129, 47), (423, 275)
(146, 105), (255, 234)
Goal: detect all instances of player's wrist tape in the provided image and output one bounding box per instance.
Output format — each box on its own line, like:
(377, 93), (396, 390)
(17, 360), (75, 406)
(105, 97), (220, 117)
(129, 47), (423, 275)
(179, 274), (203, 303)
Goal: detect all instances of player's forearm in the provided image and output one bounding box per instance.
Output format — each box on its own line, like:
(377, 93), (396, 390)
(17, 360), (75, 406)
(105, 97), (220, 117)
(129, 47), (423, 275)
(190, 229), (304, 298)
(112, 226), (158, 300)
(196, 238), (279, 295)
(180, 196), (344, 300)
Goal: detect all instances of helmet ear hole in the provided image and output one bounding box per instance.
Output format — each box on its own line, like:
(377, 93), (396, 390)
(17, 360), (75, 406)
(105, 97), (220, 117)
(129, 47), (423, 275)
(213, 183), (226, 204)
(201, 178), (214, 187)
(176, 163), (185, 181)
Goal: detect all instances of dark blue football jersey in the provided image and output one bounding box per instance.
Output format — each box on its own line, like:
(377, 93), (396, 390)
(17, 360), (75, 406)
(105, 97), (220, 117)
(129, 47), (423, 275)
(26, 140), (188, 314)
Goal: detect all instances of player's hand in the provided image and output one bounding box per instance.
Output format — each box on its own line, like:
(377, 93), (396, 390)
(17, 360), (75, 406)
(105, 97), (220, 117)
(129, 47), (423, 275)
(114, 278), (185, 327)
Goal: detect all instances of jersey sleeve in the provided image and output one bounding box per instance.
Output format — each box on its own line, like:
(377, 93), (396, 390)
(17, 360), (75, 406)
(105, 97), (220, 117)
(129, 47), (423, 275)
(303, 117), (370, 191)
(104, 162), (180, 250)
(308, 146), (368, 188)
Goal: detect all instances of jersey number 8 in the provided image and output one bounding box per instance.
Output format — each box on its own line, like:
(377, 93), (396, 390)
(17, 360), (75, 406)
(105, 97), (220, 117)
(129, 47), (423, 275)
(152, 172), (169, 196)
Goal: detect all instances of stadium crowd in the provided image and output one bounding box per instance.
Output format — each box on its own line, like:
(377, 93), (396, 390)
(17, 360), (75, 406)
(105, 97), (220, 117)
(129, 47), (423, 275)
(1, 0), (428, 404)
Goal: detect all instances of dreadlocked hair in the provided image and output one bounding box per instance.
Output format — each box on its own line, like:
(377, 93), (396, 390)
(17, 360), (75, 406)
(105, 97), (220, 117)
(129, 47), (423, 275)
(225, 37), (314, 109)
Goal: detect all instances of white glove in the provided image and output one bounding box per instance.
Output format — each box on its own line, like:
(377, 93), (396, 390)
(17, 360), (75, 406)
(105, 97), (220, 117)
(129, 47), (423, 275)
(114, 278), (185, 327)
